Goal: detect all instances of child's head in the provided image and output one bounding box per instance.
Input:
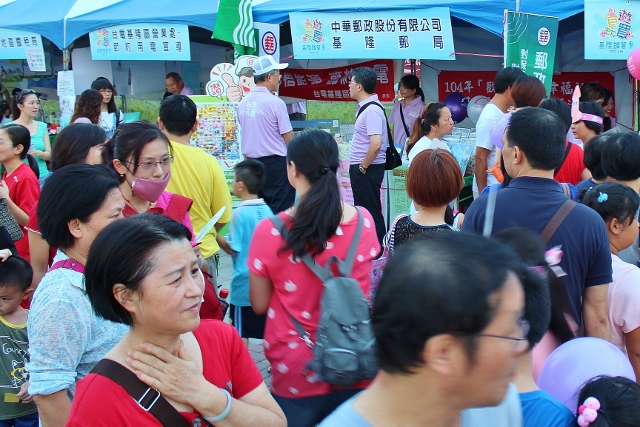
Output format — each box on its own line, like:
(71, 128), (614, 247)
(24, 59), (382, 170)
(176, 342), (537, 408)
(233, 159), (265, 197)
(0, 255), (33, 316)
(582, 183), (639, 253)
(582, 134), (608, 181)
(576, 376), (640, 427)
(0, 123), (31, 160)
(600, 132), (640, 185)
(492, 228), (551, 350)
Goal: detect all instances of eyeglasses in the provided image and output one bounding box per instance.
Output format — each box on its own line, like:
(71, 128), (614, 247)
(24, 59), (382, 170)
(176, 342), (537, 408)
(476, 319), (530, 349)
(124, 155), (173, 171)
(99, 89), (113, 95)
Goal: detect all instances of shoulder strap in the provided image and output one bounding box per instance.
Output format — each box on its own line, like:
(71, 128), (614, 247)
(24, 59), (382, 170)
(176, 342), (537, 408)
(398, 103), (411, 137)
(541, 199), (577, 244)
(91, 359), (193, 427)
(164, 193), (193, 224)
(356, 102), (376, 120)
(554, 142), (573, 177)
(49, 258), (85, 274)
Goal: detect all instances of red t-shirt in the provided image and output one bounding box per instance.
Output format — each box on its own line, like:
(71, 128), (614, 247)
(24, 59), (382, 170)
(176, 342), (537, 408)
(66, 320), (263, 426)
(2, 162), (39, 261)
(247, 209), (380, 399)
(554, 141), (584, 186)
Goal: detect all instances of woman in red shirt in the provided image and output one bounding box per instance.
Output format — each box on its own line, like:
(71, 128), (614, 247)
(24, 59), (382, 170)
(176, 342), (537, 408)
(248, 130), (380, 426)
(0, 124), (40, 260)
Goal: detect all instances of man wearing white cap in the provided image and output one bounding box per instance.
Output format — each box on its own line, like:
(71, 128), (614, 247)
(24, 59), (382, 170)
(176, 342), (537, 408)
(238, 54), (295, 213)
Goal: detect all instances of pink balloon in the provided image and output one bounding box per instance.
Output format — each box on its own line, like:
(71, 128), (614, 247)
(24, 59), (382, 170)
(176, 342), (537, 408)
(489, 112), (512, 149)
(627, 48), (640, 80)
(537, 337), (636, 411)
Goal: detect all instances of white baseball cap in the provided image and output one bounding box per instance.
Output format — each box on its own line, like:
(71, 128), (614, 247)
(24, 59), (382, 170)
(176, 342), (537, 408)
(252, 55), (288, 75)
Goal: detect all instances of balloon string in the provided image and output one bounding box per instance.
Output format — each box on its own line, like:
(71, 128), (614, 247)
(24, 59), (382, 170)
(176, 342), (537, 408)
(449, 52), (504, 58)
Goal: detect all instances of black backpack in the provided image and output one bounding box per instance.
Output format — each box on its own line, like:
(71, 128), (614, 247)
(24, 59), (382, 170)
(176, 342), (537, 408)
(270, 208), (378, 386)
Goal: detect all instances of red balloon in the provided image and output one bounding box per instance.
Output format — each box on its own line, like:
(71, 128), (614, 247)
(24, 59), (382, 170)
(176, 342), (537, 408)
(627, 48), (640, 80)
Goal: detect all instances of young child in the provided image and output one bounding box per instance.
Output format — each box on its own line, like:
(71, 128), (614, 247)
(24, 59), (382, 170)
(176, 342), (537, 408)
(582, 182), (640, 380)
(575, 376), (640, 427)
(0, 253), (38, 426)
(217, 159), (273, 346)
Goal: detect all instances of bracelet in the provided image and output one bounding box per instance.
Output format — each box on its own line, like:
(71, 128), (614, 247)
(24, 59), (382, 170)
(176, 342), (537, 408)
(203, 388), (233, 423)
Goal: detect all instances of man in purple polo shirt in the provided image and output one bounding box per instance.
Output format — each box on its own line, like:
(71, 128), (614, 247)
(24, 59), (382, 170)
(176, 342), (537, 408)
(238, 55), (295, 213)
(349, 67), (388, 243)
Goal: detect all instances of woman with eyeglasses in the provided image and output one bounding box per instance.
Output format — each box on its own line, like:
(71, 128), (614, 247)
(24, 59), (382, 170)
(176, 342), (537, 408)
(9, 89), (50, 180)
(103, 121), (193, 231)
(91, 77), (123, 137)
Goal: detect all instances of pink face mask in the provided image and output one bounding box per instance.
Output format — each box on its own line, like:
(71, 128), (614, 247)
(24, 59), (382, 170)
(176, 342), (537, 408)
(131, 171), (171, 203)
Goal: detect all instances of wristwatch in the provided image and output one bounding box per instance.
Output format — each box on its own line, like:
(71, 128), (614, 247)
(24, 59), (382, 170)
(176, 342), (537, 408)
(359, 164), (368, 174)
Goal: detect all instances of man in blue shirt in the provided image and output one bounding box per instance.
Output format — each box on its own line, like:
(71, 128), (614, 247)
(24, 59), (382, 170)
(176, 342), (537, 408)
(463, 108), (611, 340)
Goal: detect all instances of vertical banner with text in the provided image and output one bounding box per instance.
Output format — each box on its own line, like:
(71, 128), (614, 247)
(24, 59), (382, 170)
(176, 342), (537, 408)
(504, 11), (559, 96)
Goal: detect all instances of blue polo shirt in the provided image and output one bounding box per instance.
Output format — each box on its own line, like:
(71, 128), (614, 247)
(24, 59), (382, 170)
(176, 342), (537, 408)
(462, 176), (612, 326)
(520, 390), (574, 427)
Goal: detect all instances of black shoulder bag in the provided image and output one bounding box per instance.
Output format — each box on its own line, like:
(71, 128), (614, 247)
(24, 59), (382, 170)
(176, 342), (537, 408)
(356, 102), (402, 170)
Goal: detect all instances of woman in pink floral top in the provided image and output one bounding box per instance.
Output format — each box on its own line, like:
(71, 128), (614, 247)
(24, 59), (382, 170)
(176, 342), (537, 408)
(248, 129), (380, 427)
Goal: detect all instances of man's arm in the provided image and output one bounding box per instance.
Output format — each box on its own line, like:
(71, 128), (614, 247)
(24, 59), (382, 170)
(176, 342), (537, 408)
(361, 134), (383, 168)
(583, 284), (611, 341)
(282, 130), (294, 145)
(475, 147), (491, 194)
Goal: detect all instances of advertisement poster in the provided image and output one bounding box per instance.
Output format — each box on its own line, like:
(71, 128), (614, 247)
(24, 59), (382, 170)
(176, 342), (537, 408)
(504, 11), (559, 95)
(25, 48), (46, 72)
(290, 8), (455, 60)
(279, 59), (395, 102)
(584, 0), (638, 59)
(205, 55), (258, 102)
(189, 96), (242, 170)
(89, 23), (191, 61)
(437, 71), (615, 108)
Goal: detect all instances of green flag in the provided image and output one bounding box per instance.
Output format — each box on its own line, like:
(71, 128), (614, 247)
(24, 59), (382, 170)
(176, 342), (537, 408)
(212, 0), (257, 57)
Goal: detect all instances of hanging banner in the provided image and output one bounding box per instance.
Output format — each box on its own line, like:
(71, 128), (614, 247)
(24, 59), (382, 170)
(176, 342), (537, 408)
(437, 71), (615, 112)
(504, 11), (559, 96)
(290, 8), (455, 60)
(0, 30), (43, 60)
(89, 23), (191, 61)
(584, 0), (638, 59)
(279, 60), (394, 101)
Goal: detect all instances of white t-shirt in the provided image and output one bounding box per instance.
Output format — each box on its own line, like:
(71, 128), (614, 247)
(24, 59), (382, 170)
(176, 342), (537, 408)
(473, 103), (504, 192)
(99, 111), (122, 135)
(609, 254), (640, 353)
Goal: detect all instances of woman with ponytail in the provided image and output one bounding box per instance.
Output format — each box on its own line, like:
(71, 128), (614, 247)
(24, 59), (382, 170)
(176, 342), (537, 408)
(390, 75), (425, 155)
(248, 129), (380, 427)
(0, 124), (40, 261)
(405, 102), (453, 165)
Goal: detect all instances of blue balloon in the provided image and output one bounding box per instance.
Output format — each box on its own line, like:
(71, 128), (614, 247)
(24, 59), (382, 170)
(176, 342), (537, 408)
(443, 92), (469, 123)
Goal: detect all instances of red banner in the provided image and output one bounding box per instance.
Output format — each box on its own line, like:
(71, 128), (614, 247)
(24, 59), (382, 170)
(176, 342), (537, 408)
(279, 60), (394, 102)
(438, 71), (615, 107)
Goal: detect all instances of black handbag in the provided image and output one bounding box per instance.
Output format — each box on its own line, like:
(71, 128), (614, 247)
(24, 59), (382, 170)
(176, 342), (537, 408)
(0, 199), (23, 242)
(356, 102), (402, 170)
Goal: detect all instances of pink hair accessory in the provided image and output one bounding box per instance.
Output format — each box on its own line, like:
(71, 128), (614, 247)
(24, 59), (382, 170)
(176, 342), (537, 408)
(577, 397), (601, 426)
(579, 113), (604, 125)
(571, 85), (603, 125)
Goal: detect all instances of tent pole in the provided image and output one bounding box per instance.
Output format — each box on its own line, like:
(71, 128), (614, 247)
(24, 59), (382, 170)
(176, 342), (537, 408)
(515, 0), (520, 12)
(63, 49), (70, 71)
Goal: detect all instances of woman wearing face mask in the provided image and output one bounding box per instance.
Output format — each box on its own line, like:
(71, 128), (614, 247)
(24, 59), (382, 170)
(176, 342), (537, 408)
(9, 89), (50, 180)
(103, 121), (194, 233)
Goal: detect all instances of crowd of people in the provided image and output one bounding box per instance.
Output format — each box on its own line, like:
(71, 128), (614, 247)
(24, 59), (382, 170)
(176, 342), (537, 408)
(1, 57), (640, 427)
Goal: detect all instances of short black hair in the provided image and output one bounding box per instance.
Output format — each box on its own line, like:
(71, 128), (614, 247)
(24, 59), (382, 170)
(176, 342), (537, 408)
(0, 255), (32, 292)
(493, 228), (551, 348)
(165, 72), (182, 82)
(578, 102), (604, 134)
(234, 159), (265, 195)
(505, 107), (566, 171)
(85, 213), (192, 325)
(373, 232), (522, 374)
(494, 67), (526, 94)
(51, 123), (106, 171)
(583, 134), (609, 180)
(539, 98), (572, 134)
(90, 77), (117, 114)
(577, 376), (640, 426)
(352, 67), (377, 94)
(582, 182), (640, 227)
(159, 95), (197, 136)
(600, 132), (640, 182)
(38, 164), (120, 249)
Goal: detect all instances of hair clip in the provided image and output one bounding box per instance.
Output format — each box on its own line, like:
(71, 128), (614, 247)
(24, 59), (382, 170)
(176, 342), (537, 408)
(597, 192), (608, 203)
(577, 397), (600, 427)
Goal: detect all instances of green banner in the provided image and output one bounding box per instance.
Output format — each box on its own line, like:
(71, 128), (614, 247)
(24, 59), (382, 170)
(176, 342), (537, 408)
(504, 11), (559, 96)
(212, 0), (256, 57)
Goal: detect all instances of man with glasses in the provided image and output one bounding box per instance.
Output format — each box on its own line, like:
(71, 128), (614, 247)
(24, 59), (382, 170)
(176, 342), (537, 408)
(237, 55), (295, 213)
(165, 72), (194, 95)
(348, 67), (388, 244)
(321, 232), (528, 426)
(463, 108), (612, 342)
